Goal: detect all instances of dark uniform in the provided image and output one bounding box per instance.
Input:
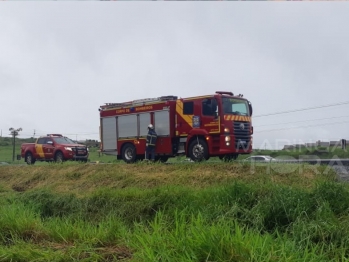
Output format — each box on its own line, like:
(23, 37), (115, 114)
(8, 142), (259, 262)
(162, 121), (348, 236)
(145, 124), (157, 160)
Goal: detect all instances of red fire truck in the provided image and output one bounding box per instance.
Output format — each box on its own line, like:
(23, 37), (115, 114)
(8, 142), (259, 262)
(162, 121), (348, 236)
(99, 91), (253, 163)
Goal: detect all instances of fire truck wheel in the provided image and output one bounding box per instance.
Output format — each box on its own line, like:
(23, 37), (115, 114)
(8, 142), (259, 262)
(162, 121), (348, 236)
(26, 152), (36, 165)
(188, 138), (209, 162)
(55, 151), (64, 163)
(122, 143), (137, 163)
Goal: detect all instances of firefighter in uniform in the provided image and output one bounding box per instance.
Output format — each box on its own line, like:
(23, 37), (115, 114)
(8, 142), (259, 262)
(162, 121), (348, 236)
(145, 124), (158, 161)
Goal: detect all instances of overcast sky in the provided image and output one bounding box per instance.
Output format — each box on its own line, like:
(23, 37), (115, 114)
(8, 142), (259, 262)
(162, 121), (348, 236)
(1, 2), (349, 150)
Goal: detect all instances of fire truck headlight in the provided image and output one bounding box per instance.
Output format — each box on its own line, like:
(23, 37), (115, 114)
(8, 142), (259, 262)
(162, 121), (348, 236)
(65, 147), (72, 151)
(225, 136), (230, 142)
(224, 128), (230, 133)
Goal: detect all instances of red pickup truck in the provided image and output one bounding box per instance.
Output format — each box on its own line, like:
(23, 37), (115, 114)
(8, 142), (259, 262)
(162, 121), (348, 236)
(21, 134), (89, 165)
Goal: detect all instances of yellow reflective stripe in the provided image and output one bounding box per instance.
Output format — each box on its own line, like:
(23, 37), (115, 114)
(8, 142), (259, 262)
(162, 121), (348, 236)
(176, 100), (193, 128)
(35, 145), (44, 158)
(224, 115), (251, 122)
(147, 134), (157, 145)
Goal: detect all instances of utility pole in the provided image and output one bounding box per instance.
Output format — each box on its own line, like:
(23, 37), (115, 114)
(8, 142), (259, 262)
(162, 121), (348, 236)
(9, 127), (22, 162)
(342, 139), (347, 150)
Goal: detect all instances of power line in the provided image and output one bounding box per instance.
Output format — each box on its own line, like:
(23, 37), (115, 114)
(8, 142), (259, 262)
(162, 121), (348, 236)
(3, 101), (349, 140)
(254, 115), (349, 128)
(254, 100), (349, 118)
(258, 120), (349, 133)
(64, 132), (99, 136)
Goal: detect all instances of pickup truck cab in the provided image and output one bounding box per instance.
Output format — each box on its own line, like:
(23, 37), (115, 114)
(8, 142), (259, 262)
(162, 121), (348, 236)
(21, 134), (89, 165)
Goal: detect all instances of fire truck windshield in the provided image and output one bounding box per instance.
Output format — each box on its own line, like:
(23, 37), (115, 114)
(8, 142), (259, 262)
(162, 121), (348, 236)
(53, 137), (76, 144)
(222, 98), (249, 116)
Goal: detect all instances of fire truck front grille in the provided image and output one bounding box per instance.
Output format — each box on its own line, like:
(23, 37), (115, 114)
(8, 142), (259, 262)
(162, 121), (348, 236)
(233, 121), (251, 150)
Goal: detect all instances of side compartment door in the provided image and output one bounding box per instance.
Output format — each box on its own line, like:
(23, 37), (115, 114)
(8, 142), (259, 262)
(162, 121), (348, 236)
(101, 117), (117, 153)
(139, 113), (151, 138)
(154, 109), (172, 154)
(118, 115), (137, 139)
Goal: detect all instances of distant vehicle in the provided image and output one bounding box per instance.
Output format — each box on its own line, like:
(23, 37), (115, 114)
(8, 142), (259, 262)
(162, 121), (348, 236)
(99, 91), (253, 163)
(243, 155), (277, 163)
(20, 134), (89, 165)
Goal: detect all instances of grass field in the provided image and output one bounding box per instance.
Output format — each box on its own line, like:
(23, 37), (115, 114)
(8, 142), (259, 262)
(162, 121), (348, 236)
(1, 152), (349, 261)
(1, 138), (349, 260)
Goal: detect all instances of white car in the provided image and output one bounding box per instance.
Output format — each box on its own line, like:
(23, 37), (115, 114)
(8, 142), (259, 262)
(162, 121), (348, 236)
(243, 155), (277, 163)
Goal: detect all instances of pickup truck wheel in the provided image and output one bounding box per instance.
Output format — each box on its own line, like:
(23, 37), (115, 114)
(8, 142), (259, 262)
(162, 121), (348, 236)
(122, 143), (136, 163)
(55, 151), (64, 163)
(188, 138), (209, 162)
(26, 152), (36, 165)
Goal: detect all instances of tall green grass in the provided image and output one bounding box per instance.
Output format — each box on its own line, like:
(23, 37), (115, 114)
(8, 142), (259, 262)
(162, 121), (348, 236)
(1, 177), (349, 261)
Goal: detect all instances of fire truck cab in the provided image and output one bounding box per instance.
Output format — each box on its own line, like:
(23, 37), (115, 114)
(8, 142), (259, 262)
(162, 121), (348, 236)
(99, 91), (253, 163)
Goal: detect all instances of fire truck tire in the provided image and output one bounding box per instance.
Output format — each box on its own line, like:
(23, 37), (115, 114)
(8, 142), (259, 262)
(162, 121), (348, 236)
(122, 143), (137, 163)
(26, 152), (36, 165)
(55, 151), (64, 163)
(188, 138), (209, 162)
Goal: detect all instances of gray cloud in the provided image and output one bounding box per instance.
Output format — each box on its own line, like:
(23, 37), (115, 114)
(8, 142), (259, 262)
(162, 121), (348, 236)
(1, 3), (349, 149)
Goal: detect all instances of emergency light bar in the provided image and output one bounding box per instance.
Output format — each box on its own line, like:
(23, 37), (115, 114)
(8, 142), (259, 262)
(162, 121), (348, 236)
(216, 91), (234, 96)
